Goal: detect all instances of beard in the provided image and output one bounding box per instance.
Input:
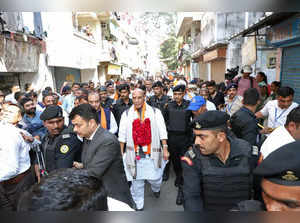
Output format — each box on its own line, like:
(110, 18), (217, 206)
(26, 108), (36, 115)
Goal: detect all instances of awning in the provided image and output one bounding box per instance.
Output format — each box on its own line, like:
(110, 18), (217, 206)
(228, 12), (298, 41)
(192, 42), (227, 61)
(203, 48), (226, 62)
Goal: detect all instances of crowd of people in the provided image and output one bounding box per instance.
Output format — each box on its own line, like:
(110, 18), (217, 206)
(1, 64), (300, 211)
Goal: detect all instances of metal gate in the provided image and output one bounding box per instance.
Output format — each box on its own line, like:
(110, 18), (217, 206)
(281, 45), (300, 104)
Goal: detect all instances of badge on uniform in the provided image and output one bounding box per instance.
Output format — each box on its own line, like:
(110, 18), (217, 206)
(195, 122), (202, 129)
(60, 145), (70, 154)
(281, 171), (299, 181)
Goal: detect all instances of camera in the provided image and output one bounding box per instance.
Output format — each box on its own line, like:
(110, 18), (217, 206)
(225, 66), (239, 81)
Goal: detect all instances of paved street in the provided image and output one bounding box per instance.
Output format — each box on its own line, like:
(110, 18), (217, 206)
(143, 169), (183, 211)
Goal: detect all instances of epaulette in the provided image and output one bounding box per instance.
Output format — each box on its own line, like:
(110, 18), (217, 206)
(252, 146), (259, 156)
(62, 134), (71, 139)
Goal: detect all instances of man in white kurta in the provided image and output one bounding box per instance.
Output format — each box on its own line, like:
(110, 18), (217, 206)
(118, 89), (169, 210)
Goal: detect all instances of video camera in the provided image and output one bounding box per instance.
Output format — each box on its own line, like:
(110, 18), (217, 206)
(225, 66), (239, 81)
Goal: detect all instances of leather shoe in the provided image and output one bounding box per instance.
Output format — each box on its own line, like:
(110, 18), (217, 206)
(176, 189), (184, 205)
(153, 191), (160, 198)
(136, 208), (144, 211)
(163, 169), (169, 181)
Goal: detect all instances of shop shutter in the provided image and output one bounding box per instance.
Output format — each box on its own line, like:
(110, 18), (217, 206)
(281, 45), (300, 104)
(54, 67), (81, 92)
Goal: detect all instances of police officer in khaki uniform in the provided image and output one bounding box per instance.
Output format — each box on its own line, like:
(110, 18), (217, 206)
(34, 105), (82, 182)
(182, 111), (258, 211)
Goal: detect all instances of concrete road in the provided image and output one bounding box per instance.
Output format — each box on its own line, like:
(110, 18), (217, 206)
(143, 169), (184, 211)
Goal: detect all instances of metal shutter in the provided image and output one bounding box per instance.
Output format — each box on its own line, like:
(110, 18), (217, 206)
(281, 45), (300, 104)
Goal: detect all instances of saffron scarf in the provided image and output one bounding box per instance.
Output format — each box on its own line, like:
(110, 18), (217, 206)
(114, 92), (119, 100)
(100, 106), (107, 129)
(132, 103), (151, 156)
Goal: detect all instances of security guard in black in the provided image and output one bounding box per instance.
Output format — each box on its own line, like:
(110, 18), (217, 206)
(163, 84), (193, 205)
(181, 111), (258, 211)
(38, 105), (82, 173)
(112, 84), (133, 127)
(147, 81), (170, 112)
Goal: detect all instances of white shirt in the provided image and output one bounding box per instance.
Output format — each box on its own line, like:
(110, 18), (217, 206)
(223, 95), (243, 116)
(146, 90), (153, 99)
(108, 94), (115, 100)
(167, 89), (173, 99)
(109, 112), (118, 134)
(206, 100), (216, 111)
(0, 123), (31, 181)
(5, 93), (17, 104)
(260, 126), (295, 159)
(260, 100), (298, 129)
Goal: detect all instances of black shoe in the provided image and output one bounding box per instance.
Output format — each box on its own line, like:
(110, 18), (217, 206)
(176, 189), (184, 205)
(136, 208), (144, 211)
(163, 169), (169, 181)
(153, 191), (160, 198)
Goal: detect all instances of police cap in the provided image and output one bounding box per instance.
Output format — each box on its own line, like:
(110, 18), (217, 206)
(192, 110), (229, 130)
(254, 141), (300, 186)
(40, 105), (63, 121)
(226, 83), (238, 91)
(173, 84), (186, 93)
(152, 81), (164, 88)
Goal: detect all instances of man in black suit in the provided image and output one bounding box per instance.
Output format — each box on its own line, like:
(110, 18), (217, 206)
(69, 104), (134, 208)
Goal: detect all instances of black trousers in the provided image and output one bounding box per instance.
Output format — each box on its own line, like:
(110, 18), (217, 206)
(0, 167), (35, 211)
(167, 133), (189, 185)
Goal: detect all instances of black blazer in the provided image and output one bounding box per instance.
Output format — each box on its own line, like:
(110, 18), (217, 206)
(81, 127), (134, 207)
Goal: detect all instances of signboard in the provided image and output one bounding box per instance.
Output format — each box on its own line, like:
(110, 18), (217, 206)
(107, 64), (121, 75)
(242, 37), (257, 66)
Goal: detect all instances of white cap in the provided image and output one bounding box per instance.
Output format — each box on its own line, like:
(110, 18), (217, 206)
(177, 80), (187, 86)
(242, 65), (253, 73)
